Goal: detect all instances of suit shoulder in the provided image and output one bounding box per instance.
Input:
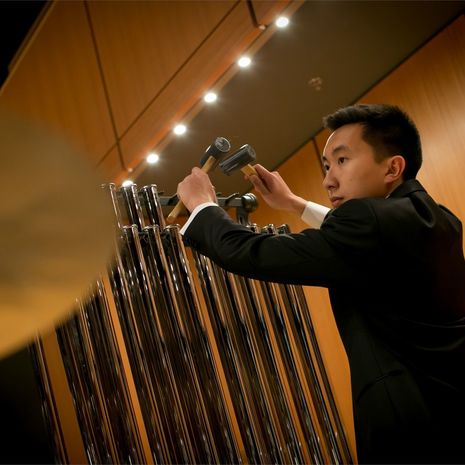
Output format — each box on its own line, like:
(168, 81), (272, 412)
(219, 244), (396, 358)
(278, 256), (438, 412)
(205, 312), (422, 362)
(326, 198), (379, 231)
(321, 198), (380, 254)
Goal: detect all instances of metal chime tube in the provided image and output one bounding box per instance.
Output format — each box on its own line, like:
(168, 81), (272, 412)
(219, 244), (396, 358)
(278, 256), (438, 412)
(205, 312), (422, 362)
(114, 184), (237, 463)
(238, 225), (323, 464)
(275, 225), (353, 464)
(32, 181), (352, 465)
(142, 225), (214, 463)
(56, 281), (147, 464)
(235, 224), (316, 464)
(118, 184), (238, 463)
(114, 184), (185, 462)
(139, 184), (166, 229)
(160, 226), (238, 463)
(29, 341), (68, 464)
(258, 224), (334, 463)
(193, 250), (305, 464)
(110, 225), (182, 463)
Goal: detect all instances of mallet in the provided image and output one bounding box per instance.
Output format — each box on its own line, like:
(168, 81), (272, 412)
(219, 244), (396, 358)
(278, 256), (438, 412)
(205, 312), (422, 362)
(219, 144), (257, 177)
(167, 136), (231, 223)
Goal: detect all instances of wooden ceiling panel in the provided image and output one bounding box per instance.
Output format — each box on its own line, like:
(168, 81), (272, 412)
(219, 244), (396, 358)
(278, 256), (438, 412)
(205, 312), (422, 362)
(97, 145), (125, 183)
(87, 0), (239, 136)
(252, 0), (296, 26)
(116, 0), (290, 180)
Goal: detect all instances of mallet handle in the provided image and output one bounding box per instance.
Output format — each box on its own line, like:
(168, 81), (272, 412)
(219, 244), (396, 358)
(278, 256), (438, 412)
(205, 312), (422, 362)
(166, 156), (217, 223)
(241, 164), (257, 176)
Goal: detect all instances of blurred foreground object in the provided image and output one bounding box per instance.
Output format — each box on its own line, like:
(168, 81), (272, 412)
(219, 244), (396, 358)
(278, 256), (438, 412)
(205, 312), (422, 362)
(0, 108), (114, 358)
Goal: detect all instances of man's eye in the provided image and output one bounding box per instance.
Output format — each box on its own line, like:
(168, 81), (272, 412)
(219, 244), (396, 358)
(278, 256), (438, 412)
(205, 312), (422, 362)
(323, 164), (330, 172)
(338, 157), (346, 165)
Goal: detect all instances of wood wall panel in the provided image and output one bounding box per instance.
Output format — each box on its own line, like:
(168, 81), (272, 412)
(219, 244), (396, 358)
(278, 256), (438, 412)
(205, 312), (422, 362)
(249, 139), (357, 460)
(361, 16), (465, 226)
(87, 0), (238, 136)
(0, 1), (115, 164)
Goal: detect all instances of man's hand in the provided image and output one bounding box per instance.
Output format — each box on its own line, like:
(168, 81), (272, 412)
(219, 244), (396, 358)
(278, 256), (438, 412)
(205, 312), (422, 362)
(246, 164), (307, 216)
(177, 167), (217, 212)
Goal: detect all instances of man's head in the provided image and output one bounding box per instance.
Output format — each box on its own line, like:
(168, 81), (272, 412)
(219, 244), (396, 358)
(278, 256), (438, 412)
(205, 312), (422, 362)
(321, 104), (422, 207)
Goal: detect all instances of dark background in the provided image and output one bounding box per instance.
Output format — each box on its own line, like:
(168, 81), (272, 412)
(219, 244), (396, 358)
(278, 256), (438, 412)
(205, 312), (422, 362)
(0, 1), (46, 86)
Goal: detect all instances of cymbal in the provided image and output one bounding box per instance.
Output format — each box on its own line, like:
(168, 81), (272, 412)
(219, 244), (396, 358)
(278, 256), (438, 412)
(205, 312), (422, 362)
(0, 108), (115, 358)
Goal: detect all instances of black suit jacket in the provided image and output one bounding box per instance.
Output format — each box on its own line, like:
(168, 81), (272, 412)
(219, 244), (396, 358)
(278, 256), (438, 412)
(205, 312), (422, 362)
(183, 179), (465, 463)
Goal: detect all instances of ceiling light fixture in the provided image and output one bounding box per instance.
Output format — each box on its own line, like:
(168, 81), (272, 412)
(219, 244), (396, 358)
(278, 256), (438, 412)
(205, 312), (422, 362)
(275, 16), (289, 28)
(147, 152), (160, 164)
(204, 92), (217, 103)
(173, 124), (187, 135)
(237, 56), (252, 68)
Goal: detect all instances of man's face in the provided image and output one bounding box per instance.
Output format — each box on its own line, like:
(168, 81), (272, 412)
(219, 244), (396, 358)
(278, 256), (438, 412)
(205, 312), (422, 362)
(322, 123), (392, 208)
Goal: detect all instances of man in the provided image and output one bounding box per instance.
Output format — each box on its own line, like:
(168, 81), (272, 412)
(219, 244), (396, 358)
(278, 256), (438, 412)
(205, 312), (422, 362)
(177, 104), (465, 464)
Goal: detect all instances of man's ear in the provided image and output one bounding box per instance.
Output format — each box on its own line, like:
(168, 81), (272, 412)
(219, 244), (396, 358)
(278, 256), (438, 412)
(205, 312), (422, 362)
(385, 155), (406, 182)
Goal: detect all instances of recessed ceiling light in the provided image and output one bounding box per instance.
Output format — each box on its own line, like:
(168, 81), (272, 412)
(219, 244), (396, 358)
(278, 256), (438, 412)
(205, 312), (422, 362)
(147, 152), (160, 164)
(237, 56), (251, 68)
(275, 16), (289, 28)
(173, 124), (187, 135)
(122, 179), (134, 187)
(204, 92), (217, 103)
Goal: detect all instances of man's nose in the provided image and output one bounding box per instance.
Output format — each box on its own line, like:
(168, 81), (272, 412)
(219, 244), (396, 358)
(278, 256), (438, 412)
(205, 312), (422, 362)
(323, 170), (337, 191)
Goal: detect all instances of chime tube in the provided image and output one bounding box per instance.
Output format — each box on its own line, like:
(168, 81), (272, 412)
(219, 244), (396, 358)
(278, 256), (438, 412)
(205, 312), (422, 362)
(29, 341), (68, 464)
(195, 222), (307, 464)
(142, 224), (220, 463)
(254, 280), (325, 463)
(258, 224), (328, 463)
(103, 183), (125, 229)
(193, 250), (281, 464)
(56, 285), (147, 464)
(276, 225), (353, 464)
(115, 226), (184, 463)
(121, 184), (238, 463)
(162, 226), (239, 464)
(139, 184), (166, 229)
(120, 184), (145, 229)
(236, 272), (309, 464)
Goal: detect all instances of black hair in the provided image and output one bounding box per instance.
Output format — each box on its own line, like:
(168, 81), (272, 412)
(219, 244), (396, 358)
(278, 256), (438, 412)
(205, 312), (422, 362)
(323, 103), (422, 180)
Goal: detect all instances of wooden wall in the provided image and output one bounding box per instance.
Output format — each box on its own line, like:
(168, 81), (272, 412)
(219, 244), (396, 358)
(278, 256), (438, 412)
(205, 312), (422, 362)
(249, 14), (465, 461)
(362, 15), (465, 224)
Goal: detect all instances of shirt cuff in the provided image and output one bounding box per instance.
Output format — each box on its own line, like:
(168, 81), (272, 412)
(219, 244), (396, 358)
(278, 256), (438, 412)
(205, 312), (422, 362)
(301, 201), (331, 228)
(180, 202), (219, 235)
